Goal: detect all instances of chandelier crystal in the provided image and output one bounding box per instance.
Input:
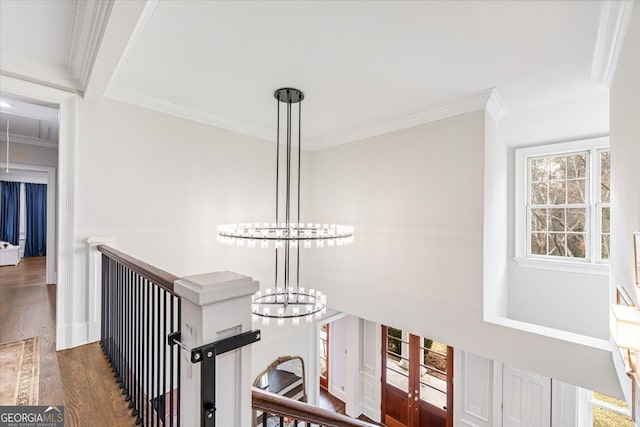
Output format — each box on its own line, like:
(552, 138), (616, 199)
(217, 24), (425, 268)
(217, 88), (354, 326)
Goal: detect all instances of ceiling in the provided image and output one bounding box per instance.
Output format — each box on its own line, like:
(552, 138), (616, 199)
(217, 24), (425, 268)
(0, 93), (60, 147)
(0, 1), (617, 149)
(0, 0), (111, 92)
(106, 0), (607, 149)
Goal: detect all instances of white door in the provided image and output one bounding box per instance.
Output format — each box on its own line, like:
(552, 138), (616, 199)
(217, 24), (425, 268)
(503, 366), (551, 427)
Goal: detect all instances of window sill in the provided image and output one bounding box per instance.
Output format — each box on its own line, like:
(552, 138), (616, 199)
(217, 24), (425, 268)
(513, 257), (609, 276)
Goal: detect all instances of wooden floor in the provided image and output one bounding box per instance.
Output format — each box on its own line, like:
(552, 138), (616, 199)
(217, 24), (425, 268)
(319, 387), (346, 414)
(319, 387), (383, 425)
(0, 257), (133, 426)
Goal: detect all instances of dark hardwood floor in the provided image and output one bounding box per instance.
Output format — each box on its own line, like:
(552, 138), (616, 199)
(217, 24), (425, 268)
(319, 387), (346, 414)
(0, 257), (133, 425)
(1, 257), (61, 405)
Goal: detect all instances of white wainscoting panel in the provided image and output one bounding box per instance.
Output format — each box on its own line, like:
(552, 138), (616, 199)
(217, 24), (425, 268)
(456, 350), (494, 427)
(503, 366), (551, 427)
(360, 320), (381, 422)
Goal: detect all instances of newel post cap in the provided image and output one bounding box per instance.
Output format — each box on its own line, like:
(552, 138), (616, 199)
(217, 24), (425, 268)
(174, 271), (259, 306)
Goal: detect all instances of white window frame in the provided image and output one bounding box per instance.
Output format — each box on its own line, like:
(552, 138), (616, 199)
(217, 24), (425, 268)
(514, 137), (609, 275)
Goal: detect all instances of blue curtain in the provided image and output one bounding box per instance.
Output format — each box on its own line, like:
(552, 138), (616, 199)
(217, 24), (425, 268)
(0, 181), (21, 245)
(25, 183), (47, 257)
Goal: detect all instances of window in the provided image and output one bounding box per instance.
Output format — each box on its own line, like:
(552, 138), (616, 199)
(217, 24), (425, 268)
(515, 138), (610, 273)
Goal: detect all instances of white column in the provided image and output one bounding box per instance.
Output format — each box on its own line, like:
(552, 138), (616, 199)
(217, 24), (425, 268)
(86, 236), (115, 343)
(175, 271), (259, 427)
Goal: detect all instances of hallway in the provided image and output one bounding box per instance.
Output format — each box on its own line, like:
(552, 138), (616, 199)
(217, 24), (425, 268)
(0, 257), (132, 425)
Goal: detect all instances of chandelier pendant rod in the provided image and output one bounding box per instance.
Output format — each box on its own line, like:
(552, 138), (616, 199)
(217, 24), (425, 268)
(274, 99), (280, 297)
(284, 98), (292, 306)
(296, 101), (302, 304)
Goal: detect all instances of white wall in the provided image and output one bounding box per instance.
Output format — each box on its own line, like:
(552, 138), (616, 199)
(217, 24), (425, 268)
(610, 0), (640, 307)
(0, 141), (57, 168)
(610, 3), (640, 422)
(359, 319), (382, 422)
(327, 315), (361, 417)
(484, 110), (509, 318)
(306, 109), (621, 397)
(69, 96), (312, 346)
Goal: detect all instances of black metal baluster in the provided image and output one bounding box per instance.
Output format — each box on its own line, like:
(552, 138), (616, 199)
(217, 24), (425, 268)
(107, 258), (112, 363)
(151, 282), (156, 427)
(162, 290), (167, 426)
(142, 278), (147, 426)
(132, 273), (139, 420)
(111, 261), (118, 376)
(176, 297), (181, 427)
(123, 268), (129, 398)
(155, 286), (162, 426)
(119, 263), (124, 386)
(144, 280), (153, 426)
(101, 254), (106, 351)
(169, 293), (174, 427)
(126, 269), (133, 404)
(109, 258), (114, 366)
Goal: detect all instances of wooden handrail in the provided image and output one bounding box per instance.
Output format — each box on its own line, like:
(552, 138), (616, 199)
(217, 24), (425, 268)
(97, 245), (179, 295)
(252, 387), (376, 427)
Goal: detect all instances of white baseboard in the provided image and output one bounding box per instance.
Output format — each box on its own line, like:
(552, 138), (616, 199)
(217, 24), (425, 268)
(56, 322), (89, 350)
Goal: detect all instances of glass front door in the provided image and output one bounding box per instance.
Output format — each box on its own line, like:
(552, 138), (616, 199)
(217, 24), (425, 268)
(382, 326), (453, 427)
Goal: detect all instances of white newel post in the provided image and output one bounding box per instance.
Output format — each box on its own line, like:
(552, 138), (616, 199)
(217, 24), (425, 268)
(87, 236), (116, 344)
(174, 271), (259, 427)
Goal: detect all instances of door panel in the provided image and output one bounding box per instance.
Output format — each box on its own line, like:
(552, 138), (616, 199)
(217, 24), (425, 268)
(416, 338), (451, 427)
(320, 324), (328, 389)
(385, 385), (410, 425)
(383, 326), (411, 426)
(503, 366), (551, 427)
(382, 327), (453, 427)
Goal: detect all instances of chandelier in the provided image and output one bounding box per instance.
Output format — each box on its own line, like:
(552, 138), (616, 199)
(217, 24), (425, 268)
(217, 88), (354, 326)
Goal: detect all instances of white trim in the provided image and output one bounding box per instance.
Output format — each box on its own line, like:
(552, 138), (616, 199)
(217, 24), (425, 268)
(107, 85), (274, 141)
(513, 257), (609, 275)
(514, 137), (610, 274)
(0, 56), (81, 94)
(68, 0), (114, 91)
(0, 134), (57, 149)
(313, 88), (501, 149)
(87, 236), (116, 343)
(0, 75), (78, 350)
(485, 315), (612, 350)
(590, 0), (635, 87)
(0, 163), (56, 284)
(486, 89), (506, 123)
(103, 0), (160, 96)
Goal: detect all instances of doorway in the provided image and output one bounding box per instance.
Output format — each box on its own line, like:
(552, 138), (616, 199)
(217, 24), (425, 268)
(320, 323), (329, 390)
(381, 326), (453, 427)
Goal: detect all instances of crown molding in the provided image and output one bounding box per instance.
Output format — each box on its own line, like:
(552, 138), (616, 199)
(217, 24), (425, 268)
(0, 56), (81, 93)
(312, 88), (504, 150)
(0, 134), (58, 149)
(486, 88), (506, 123)
(590, 0), (635, 87)
(68, 0), (114, 92)
(106, 86), (274, 142)
(107, 86), (506, 151)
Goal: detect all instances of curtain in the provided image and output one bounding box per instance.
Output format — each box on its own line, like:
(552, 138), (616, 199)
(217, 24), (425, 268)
(25, 183), (47, 257)
(0, 181), (21, 245)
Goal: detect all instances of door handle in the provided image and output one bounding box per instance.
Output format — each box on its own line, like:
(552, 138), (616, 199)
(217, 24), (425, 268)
(408, 392), (412, 398)
(414, 396), (418, 401)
